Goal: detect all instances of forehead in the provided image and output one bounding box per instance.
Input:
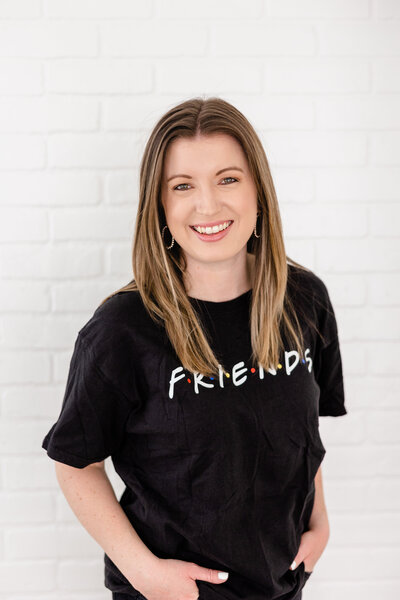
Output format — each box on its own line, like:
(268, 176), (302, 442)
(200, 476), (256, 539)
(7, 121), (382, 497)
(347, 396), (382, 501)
(163, 133), (246, 172)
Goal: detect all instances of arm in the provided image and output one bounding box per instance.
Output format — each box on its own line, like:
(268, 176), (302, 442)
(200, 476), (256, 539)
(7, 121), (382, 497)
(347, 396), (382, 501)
(290, 465), (330, 573)
(54, 460), (160, 590)
(308, 464), (330, 536)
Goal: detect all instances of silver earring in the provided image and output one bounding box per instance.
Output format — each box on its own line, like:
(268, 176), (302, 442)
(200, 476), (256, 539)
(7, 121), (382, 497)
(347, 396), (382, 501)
(253, 213), (261, 238)
(162, 225), (175, 250)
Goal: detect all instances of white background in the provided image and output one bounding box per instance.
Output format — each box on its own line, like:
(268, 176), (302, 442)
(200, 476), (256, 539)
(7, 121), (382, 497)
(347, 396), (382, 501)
(0, 1), (399, 599)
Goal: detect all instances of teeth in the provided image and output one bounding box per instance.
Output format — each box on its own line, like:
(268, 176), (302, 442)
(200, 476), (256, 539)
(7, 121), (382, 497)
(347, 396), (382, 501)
(193, 221), (232, 234)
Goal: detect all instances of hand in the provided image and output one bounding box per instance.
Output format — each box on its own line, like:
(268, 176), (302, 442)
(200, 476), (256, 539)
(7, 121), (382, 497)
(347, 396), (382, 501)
(290, 522), (330, 574)
(130, 557), (229, 600)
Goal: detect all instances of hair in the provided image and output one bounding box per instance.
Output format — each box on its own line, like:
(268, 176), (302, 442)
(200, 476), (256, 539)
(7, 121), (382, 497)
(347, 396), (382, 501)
(99, 96), (323, 378)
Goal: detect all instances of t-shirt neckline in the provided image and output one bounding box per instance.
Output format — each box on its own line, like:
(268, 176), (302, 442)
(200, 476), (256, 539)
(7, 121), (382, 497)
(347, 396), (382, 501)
(188, 288), (252, 315)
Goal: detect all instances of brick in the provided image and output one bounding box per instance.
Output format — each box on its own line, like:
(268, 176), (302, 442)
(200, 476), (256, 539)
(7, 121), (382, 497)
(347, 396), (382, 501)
(0, 22), (96, 58)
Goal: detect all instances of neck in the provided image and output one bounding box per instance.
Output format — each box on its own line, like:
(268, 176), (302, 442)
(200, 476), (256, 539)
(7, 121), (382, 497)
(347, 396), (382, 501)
(183, 251), (255, 302)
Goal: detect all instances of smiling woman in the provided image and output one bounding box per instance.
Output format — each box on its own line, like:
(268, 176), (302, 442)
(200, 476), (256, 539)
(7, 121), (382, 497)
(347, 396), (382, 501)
(42, 96), (346, 600)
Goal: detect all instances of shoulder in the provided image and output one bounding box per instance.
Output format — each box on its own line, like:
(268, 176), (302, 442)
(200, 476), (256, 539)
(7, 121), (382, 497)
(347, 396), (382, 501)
(286, 263), (336, 336)
(77, 288), (163, 354)
(287, 263), (339, 347)
(88, 289), (146, 323)
(287, 263), (331, 309)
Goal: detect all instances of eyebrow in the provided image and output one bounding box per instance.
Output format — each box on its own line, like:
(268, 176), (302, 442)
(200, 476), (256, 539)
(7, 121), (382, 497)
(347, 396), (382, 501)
(166, 166), (244, 183)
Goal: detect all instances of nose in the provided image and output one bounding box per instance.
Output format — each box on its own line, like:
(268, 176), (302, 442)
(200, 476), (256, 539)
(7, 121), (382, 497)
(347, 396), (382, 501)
(194, 186), (221, 216)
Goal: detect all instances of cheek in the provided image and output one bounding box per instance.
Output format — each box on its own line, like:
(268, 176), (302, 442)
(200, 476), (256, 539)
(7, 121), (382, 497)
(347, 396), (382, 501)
(233, 186), (257, 213)
(162, 196), (177, 218)
(237, 201), (257, 224)
(166, 202), (190, 228)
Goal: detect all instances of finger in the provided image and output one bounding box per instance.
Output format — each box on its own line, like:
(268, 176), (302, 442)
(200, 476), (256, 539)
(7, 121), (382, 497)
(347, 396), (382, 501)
(192, 565), (229, 584)
(289, 555), (304, 570)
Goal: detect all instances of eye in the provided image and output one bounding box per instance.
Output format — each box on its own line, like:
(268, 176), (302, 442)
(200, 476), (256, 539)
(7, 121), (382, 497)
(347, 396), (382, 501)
(173, 177), (238, 191)
(221, 177), (238, 185)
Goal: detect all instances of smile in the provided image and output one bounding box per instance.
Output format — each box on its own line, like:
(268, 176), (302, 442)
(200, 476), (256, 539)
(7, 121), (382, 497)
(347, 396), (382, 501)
(190, 220), (233, 235)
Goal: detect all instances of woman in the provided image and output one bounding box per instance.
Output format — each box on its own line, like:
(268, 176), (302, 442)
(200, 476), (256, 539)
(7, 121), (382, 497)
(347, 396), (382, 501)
(42, 96), (347, 600)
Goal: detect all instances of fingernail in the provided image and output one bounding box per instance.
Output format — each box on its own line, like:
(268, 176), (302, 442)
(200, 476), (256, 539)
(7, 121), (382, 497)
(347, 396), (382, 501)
(290, 560), (297, 570)
(218, 572), (229, 580)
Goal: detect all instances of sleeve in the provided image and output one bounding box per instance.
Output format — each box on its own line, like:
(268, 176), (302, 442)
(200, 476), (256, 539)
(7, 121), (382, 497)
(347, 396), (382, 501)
(312, 280), (347, 417)
(41, 333), (136, 468)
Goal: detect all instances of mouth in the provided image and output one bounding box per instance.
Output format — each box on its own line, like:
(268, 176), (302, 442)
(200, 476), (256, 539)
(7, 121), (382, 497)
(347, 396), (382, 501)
(189, 220), (233, 235)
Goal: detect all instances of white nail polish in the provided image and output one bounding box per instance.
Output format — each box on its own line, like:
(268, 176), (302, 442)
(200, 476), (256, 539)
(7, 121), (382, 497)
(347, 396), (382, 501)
(218, 572), (229, 580)
(290, 560), (297, 570)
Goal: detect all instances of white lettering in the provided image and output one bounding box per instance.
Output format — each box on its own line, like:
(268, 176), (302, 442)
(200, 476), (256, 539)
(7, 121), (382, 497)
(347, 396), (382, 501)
(193, 372), (214, 394)
(285, 350), (299, 375)
(305, 347), (312, 372)
(169, 366), (185, 399)
(232, 361), (247, 386)
(218, 364), (225, 388)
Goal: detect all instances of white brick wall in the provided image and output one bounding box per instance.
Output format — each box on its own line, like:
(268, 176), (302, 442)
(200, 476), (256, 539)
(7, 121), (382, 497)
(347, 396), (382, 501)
(0, 1), (399, 598)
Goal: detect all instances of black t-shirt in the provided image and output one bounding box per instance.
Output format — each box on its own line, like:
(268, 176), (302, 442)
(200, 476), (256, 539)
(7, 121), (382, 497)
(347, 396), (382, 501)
(42, 264), (347, 600)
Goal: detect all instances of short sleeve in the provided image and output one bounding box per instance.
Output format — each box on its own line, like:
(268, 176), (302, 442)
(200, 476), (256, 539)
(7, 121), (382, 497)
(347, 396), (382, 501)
(42, 333), (136, 468)
(312, 280), (347, 417)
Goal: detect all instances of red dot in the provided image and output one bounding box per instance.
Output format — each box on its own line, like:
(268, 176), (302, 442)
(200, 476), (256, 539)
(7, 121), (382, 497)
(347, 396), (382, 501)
(187, 378), (191, 383)
(250, 368), (256, 373)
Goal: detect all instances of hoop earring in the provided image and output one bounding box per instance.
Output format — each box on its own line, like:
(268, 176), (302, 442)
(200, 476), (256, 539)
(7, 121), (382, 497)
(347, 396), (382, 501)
(162, 225), (175, 250)
(253, 213), (261, 238)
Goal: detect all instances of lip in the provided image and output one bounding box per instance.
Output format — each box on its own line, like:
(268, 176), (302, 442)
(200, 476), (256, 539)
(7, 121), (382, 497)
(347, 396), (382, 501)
(191, 219), (233, 228)
(190, 220), (233, 242)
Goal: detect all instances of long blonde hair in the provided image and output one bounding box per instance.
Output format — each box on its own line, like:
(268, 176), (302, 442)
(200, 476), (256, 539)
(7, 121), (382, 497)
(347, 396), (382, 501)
(100, 96), (319, 377)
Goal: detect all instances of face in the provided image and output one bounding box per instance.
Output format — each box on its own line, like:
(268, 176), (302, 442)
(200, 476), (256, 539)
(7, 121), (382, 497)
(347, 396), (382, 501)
(161, 133), (258, 269)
